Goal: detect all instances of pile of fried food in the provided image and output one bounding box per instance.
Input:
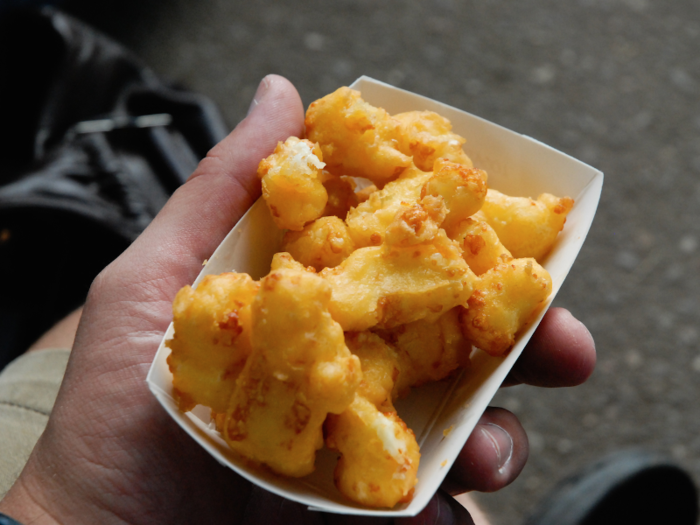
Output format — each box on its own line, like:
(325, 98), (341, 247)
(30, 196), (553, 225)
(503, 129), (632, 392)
(166, 87), (574, 508)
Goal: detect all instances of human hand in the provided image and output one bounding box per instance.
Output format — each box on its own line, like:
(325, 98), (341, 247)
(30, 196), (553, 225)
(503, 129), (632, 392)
(0, 75), (595, 525)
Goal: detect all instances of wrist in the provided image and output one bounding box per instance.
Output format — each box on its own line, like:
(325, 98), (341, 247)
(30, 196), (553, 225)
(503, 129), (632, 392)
(0, 475), (60, 525)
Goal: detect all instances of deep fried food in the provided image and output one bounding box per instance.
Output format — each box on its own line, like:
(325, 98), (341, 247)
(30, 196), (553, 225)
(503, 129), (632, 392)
(421, 159), (488, 235)
(281, 216), (355, 271)
(345, 159), (487, 249)
(168, 86), (575, 510)
(305, 87), (412, 186)
(223, 268), (361, 477)
(305, 90), (476, 190)
(345, 331), (401, 410)
(325, 332), (419, 508)
(325, 396), (420, 508)
(320, 229), (476, 332)
(355, 183), (378, 203)
(459, 258), (552, 356)
(450, 217), (513, 276)
(345, 166), (432, 248)
(383, 195), (447, 248)
(167, 273), (258, 413)
(322, 175), (359, 220)
(394, 110), (473, 171)
(257, 137), (329, 231)
(479, 189), (574, 261)
(376, 307), (471, 397)
(269, 251), (314, 272)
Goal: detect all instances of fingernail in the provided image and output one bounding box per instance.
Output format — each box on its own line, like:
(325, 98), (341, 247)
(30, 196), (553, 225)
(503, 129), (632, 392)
(562, 308), (596, 351)
(247, 75), (273, 116)
(577, 318), (596, 351)
(481, 423), (513, 472)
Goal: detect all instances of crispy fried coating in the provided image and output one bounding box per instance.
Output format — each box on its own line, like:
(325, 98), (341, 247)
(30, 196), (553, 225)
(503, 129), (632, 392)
(282, 216), (355, 271)
(451, 217), (513, 276)
(479, 189), (574, 261)
(384, 195), (447, 248)
(305, 87), (412, 186)
(322, 175), (359, 220)
(257, 137), (329, 231)
(223, 268), (361, 477)
(345, 166), (432, 248)
(321, 230), (476, 332)
(167, 273), (259, 413)
(376, 307), (471, 397)
(459, 258), (552, 356)
(355, 183), (378, 203)
(346, 331), (401, 410)
(171, 87), (576, 508)
(326, 332), (419, 508)
(346, 159), (487, 249)
(394, 110), (473, 171)
(325, 396), (420, 508)
(269, 252), (314, 272)
(421, 159), (488, 234)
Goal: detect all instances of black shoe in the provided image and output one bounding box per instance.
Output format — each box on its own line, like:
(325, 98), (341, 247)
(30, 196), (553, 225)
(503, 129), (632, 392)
(521, 449), (698, 525)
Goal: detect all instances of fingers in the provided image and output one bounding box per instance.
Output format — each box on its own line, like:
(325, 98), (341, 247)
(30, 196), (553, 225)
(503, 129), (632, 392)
(438, 309), (594, 495)
(430, 309), (593, 496)
(117, 74), (305, 290)
(76, 75), (304, 370)
(504, 307), (596, 388)
(443, 407), (528, 495)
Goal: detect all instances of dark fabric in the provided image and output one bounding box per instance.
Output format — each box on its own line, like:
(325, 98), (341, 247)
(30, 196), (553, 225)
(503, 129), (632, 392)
(0, 512), (25, 525)
(0, 7), (229, 365)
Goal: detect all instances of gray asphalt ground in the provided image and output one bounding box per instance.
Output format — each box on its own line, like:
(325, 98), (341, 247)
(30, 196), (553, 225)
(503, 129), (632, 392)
(64, 0), (700, 522)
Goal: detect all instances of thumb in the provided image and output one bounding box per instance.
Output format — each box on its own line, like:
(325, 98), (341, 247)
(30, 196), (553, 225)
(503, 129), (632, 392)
(78, 74), (303, 351)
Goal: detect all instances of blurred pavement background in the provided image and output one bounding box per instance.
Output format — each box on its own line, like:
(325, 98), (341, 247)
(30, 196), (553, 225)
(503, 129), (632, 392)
(59, 0), (700, 522)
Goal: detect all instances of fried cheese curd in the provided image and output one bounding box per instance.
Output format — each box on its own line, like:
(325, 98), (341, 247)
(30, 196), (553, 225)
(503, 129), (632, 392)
(321, 210), (477, 332)
(376, 307), (471, 396)
(450, 217), (513, 276)
(223, 267), (361, 477)
(460, 258), (553, 356)
(345, 160), (487, 248)
(257, 137), (359, 231)
(326, 313), (471, 508)
(167, 87), (575, 509)
(167, 273), (258, 414)
(281, 216), (355, 271)
(479, 189), (575, 261)
(325, 332), (420, 508)
(305, 86), (413, 187)
(393, 110), (473, 171)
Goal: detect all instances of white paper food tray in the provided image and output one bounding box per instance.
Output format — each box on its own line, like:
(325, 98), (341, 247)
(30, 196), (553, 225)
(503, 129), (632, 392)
(146, 76), (603, 517)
